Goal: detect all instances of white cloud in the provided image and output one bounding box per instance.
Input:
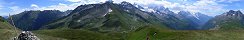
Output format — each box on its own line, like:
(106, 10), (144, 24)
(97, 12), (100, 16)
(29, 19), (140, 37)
(8, 3), (79, 15)
(39, 3), (76, 11)
(66, 0), (82, 2)
(6, 2), (82, 16)
(9, 6), (27, 15)
(41, 0), (229, 16)
(6, 0), (86, 15)
(6, 0), (158, 15)
(27, 0), (108, 11)
(31, 4), (39, 8)
(66, 0), (107, 4)
(129, 0), (227, 16)
(6, 0), (233, 16)
(147, 0), (227, 16)
(218, 0), (240, 3)
(27, 3), (79, 11)
(30, 4), (40, 10)
(186, 0), (226, 16)
(240, 9), (244, 13)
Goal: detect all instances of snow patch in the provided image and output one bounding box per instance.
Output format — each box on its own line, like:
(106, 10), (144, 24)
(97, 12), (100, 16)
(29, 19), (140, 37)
(77, 20), (81, 22)
(103, 8), (112, 16)
(147, 9), (156, 12)
(135, 5), (139, 8)
(191, 12), (200, 20)
(109, 8), (113, 12)
(125, 10), (130, 12)
(139, 6), (156, 13)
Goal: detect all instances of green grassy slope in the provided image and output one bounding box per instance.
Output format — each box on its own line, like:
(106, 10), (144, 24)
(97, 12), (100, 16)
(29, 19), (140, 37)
(128, 26), (244, 40)
(0, 16), (19, 40)
(0, 29), (19, 40)
(33, 29), (123, 40)
(34, 26), (244, 40)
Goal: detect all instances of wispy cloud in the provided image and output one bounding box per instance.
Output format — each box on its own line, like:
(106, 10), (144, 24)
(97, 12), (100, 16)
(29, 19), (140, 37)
(66, 0), (83, 2)
(30, 3), (77, 11)
(9, 6), (27, 15)
(8, 3), (79, 15)
(218, 0), (240, 3)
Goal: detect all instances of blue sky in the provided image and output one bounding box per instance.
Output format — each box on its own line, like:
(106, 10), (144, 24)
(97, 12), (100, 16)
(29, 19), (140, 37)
(0, 0), (243, 16)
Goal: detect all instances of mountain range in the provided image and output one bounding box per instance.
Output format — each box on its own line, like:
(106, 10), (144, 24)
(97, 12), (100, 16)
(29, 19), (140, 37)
(41, 1), (166, 32)
(137, 4), (212, 30)
(9, 1), (214, 31)
(3, 1), (244, 40)
(7, 2), (211, 30)
(203, 10), (244, 30)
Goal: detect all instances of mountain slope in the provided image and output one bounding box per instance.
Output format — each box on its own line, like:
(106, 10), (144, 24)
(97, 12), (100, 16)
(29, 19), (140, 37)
(195, 13), (212, 25)
(0, 16), (19, 40)
(138, 5), (198, 30)
(136, 4), (212, 30)
(177, 11), (200, 29)
(10, 10), (70, 30)
(128, 26), (244, 40)
(203, 10), (244, 30)
(34, 1), (169, 40)
(0, 16), (16, 30)
(42, 1), (167, 32)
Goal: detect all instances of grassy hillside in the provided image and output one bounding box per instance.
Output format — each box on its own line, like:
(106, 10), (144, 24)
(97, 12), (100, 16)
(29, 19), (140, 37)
(34, 25), (244, 40)
(0, 16), (19, 40)
(33, 29), (124, 40)
(127, 26), (244, 40)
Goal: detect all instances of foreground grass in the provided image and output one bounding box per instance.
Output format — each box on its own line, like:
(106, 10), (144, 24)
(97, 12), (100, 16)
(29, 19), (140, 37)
(33, 26), (244, 40)
(127, 27), (244, 40)
(33, 29), (120, 40)
(0, 20), (19, 40)
(0, 29), (19, 40)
